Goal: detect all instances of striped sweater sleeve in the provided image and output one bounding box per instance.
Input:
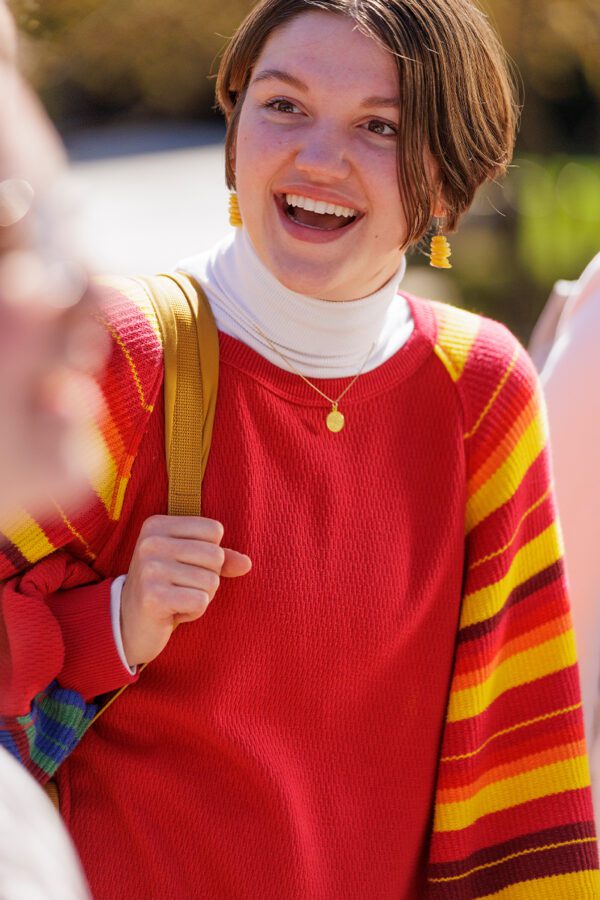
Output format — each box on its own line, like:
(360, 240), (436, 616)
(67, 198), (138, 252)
(426, 304), (600, 898)
(0, 279), (164, 781)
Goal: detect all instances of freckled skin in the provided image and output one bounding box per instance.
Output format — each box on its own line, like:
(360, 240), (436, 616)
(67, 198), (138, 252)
(234, 11), (409, 302)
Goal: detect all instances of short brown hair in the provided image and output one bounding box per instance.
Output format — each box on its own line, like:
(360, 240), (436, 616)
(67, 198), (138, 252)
(216, 0), (519, 247)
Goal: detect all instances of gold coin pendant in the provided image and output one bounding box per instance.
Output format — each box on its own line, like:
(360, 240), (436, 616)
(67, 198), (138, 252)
(326, 409), (345, 433)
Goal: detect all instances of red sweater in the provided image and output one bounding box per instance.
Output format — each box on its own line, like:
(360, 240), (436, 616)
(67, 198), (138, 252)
(1, 291), (598, 898)
(61, 301), (464, 899)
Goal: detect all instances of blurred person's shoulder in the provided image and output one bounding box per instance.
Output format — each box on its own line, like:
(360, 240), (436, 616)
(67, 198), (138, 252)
(530, 252), (600, 372)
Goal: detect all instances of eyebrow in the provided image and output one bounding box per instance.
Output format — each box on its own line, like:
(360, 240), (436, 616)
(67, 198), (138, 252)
(251, 69), (399, 109)
(252, 69), (308, 91)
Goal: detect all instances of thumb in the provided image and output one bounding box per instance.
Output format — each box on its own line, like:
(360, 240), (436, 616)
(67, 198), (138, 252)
(221, 547), (252, 578)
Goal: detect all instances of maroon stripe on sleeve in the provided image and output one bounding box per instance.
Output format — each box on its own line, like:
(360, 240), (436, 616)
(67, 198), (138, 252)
(457, 559), (564, 645)
(428, 820), (597, 881)
(0, 537), (29, 577)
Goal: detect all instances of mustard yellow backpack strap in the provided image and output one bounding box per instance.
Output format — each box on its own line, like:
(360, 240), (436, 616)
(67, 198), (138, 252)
(133, 273), (219, 516)
(42, 274), (218, 811)
(86, 273), (219, 730)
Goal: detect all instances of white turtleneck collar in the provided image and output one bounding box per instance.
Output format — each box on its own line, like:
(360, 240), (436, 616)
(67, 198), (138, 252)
(177, 228), (413, 379)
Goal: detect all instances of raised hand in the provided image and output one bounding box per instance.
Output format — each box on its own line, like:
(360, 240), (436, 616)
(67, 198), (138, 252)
(120, 515), (252, 666)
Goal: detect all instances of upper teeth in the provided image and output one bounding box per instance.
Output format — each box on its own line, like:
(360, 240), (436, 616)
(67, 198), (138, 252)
(285, 194), (357, 218)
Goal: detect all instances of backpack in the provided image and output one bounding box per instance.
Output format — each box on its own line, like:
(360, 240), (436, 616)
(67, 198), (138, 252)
(43, 272), (219, 810)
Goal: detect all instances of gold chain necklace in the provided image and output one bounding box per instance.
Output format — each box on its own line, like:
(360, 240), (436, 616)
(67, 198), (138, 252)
(253, 324), (375, 433)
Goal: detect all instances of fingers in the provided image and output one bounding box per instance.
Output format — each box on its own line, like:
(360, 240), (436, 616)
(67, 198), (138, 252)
(140, 514), (224, 544)
(165, 586), (211, 623)
(157, 540), (251, 578)
(122, 516), (252, 665)
(221, 548), (252, 578)
(168, 561), (221, 598)
(145, 536), (227, 571)
(138, 516), (252, 578)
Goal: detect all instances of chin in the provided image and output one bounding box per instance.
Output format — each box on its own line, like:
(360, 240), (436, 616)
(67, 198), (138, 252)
(269, 253), (353, 300)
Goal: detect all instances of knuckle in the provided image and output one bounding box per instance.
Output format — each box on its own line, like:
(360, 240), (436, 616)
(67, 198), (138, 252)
(206, 543), (225, 569)
(182, 590), (210, 620)
(204, 570), (220, 594)
(147, 583), (170, 610)
(140, 515), (165, 536)
(137, 534), (163, 560)
(197, 590), (210, 613)
(136, 535), (154, 559)
(143, 558), (165, 580)
(204, 518), (224, 543)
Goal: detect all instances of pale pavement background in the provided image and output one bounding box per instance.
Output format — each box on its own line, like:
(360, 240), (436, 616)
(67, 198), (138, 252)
(66, 123), (230, 274)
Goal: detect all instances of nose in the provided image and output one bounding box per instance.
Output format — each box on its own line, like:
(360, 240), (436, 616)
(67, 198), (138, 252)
(293, 123), (351, 181)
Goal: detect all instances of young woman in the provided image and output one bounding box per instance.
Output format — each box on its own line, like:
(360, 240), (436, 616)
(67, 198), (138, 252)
(1, 1), (598, 897)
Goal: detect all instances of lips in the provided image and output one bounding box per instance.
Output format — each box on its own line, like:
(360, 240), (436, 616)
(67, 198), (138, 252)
(286, 203), (353, 231)
(276, 193), (363, 238)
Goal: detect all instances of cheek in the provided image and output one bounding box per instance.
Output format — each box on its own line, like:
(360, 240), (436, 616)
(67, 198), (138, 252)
(236, 115), (286, 184)
(370, 172), (406, 238)
(235, 140), (266, 208)
(352, 141), (403, 220)
(363, 174), (408, 251)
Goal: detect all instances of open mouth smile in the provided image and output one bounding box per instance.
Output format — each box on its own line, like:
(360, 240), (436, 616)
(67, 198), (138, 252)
(276, 192), (364, 241)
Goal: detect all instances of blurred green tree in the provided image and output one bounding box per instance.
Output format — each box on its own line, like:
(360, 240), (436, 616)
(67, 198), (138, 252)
(486, 0), (600, 151)
(11, 0), (599, 141)
(10, 0), (255, 122)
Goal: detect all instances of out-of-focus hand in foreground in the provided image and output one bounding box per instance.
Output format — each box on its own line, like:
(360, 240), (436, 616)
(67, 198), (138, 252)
(0, 6), (108, 518)
(0, 6), (94, 899)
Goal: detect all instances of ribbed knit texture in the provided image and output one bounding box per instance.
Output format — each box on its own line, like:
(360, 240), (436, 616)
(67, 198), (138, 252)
(1, 287), (598, 898)
(426, 302), (600, 897)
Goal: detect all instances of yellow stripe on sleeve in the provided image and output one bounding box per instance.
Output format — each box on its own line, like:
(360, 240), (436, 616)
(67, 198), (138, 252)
(460, 523), (563, 628)
(111, 463), (134, 522)
(466, 413), (547, 533)
(433, 754), (591, 832)
(464, 345), (519, 441)
(75, 418), (119, 518)
(435, 307), (481, 382)
(0, 510), (55, 563)
(447, 630), (578, 723)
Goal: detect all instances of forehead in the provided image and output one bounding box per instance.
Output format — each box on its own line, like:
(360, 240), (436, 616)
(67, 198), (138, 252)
(252, 11), (398, 97)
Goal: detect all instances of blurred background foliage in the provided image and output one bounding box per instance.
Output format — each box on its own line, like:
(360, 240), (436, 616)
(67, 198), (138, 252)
(8, 0), (600, 340)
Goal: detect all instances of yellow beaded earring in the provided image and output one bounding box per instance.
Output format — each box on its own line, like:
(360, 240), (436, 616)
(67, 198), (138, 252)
(228, 192), (243, 228)
(429, 221), (452, 269)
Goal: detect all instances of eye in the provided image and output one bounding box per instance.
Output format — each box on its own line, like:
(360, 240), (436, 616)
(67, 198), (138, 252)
(363, 119), (397, 137)
(263, 98), (301, 115)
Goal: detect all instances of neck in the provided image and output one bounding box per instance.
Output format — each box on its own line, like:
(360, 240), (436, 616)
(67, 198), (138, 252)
(177, 228), (413, 378)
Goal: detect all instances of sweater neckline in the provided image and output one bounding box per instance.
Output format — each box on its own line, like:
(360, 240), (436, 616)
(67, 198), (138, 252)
(177, 229), (412, 379)
(217, 294), (436, 406)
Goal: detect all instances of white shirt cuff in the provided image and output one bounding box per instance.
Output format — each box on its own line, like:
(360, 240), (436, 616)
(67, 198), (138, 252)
(110, 575), (137, 675)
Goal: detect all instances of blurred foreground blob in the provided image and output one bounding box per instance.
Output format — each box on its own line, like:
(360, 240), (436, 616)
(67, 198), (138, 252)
(0, 58), (109, 517)
(0, 9), (93, 900)
(0, 747), (90, 900)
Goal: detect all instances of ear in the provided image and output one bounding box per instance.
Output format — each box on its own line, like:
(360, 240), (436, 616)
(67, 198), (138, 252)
(431, 182), (447, 219)
(424, 151), (447, 220)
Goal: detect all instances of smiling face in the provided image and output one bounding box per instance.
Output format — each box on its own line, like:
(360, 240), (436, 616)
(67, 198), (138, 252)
(234, 11), (407, 301)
